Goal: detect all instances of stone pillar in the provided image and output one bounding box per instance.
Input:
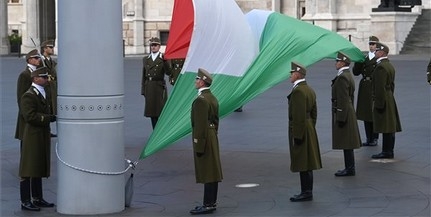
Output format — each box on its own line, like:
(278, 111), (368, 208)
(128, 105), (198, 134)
(0, 0), (9, 55)
(370, 11), (420, 54)
(21, 0), (40, 54)
(56, 0), (125, 215)
(131, 0), (145, 54)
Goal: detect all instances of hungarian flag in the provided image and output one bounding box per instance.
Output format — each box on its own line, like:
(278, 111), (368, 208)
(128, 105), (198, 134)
(139, 0), (364, 158)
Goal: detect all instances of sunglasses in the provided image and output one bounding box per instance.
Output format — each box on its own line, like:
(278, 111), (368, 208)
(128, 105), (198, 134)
(47, 46), (54, 48)
(150, 44), (160, 47)
(369, 43), (376, 45)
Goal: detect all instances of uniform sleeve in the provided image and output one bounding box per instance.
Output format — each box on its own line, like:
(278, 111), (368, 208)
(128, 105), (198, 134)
(334, 76), (350, 122)
(192, 97), (209, 153)
(373, 66), (386, 109)
(17, 72), (31, 105)
(290, 89), (306, 140)
(20, 93), (52, 127)
(141, 58), (147, 95)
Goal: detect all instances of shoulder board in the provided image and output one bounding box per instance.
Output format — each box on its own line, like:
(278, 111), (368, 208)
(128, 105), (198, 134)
(32, 87), (40, 96)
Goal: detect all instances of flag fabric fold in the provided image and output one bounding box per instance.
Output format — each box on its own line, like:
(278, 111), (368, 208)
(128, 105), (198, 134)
(140, 0), (364, 159)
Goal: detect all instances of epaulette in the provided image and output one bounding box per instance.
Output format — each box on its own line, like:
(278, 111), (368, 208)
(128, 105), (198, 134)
(32, 87), (40, 96)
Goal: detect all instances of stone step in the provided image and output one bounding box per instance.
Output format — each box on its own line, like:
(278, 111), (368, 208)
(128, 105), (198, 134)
(400, 9), (431, 54)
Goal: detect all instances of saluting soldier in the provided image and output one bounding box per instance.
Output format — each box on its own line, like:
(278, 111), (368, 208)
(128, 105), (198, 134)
(332, 52), (361, 177)
(168, 58), (185, 85)
(353, 36), (379, 146)
(371, 42), (402, 159)
(189, 68), (223, 215)
(287, 62), (322, 202)
(15, 49), (42, 145)
(19, 67), (56, 211)
(141, 37), (171, 129)
(40, 40), (58, 116)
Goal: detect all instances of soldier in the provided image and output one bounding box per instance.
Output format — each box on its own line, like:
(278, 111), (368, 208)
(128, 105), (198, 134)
(332, 52), (361, 177)
(40, 40), (57, 116)
(353, 36), (379, 146)
(189, 68), (223, 215)
(168, 58), (185, 85)
(426, 58), (431, 85)
(371, 43), (402, 159)
(41, 40), (58, 137)
(141, 37), (171, 129)
(15, 49), (42, 147)
(19, 67), (56, 211)
(287, 62), (322, 202)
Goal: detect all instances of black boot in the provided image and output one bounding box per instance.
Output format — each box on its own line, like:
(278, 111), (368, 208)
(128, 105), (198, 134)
(362, 122), (377, 146)
(372, 133), (394, 159)
(20, 178), (40, 211)
(31, 178), (54, 207)
(290, 171), (313, 202)
(335, 150), (355, 176)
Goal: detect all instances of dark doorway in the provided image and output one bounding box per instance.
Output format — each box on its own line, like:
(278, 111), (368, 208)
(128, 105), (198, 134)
(39, 0), (56, 43)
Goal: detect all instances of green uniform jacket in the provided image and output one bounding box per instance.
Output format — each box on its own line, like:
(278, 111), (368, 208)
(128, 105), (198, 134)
(168, 58), (185, 85)
(43, 56), (58, 115)
(372, 58), (402, 133)
(15, 67), (33, 140)
(191, 89), (223, 183)
(353, 53), (377, 121)
(19, 86), (52, 177)
(287, 81), (322, 172)
(141, 53), (171, 117)
(331, 69), (362, 150)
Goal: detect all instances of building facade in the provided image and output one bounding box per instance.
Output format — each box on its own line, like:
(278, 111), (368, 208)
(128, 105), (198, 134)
(1, 0), (429, 55)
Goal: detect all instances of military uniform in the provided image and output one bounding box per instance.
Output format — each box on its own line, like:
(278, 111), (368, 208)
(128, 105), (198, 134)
(15, 49), (40, 141)
(332, 52), (361, 177)
(190, 68), (222, 214)
(352, 36), (379, 146)
(141, 38), (171, 129)
(287, 62), (321, 202)
(41, 40), (58, 115)
(168, 58), (185, 85)
(371, 43), (402, 159)
(19, 67), (56, 211)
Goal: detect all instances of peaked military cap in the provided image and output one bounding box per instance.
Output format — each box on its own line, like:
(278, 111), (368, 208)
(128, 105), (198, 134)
(336, 51), (351, 64)
(31, 67), (49, 77)
(26, 49), (40, 60)
(41, 39), (55, 48)
(375, 42), (389, 53)
(369, 36), (379, 43)
(197, 68), (213, 84)
(149, 37), (161, 45)
(290, 62), (306, 75)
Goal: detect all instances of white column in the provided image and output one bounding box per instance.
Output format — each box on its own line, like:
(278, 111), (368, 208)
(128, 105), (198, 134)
(132, 0), (144, 54)
(0, 0), (9, 54)
(56, 0), (125, 215)
(21, 0), (40, 53)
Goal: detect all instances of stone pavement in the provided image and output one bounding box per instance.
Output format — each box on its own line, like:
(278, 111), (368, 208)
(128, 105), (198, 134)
(1, 55), (430, 217)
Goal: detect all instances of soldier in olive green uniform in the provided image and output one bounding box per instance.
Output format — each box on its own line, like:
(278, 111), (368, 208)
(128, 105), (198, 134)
(426, 58), (431, 85)
(371, 43), (402, 159)
(41, 40), (58, 116)
(15, 49), (42, 145)
(190, 68), (222, 215)
(141, 37), (171, 129)
(168, 58), (185, 85)
(332, 52), (361, 177)
(19, 67), (56, 211)
(287, 62), (322, 202)
(352, 36), (379, 146)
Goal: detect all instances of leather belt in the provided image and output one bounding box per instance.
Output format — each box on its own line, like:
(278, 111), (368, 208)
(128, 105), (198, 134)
(147, 77), (163, 81)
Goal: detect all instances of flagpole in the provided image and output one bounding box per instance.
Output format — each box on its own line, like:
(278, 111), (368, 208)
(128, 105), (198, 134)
(56, 0), (125, 214)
